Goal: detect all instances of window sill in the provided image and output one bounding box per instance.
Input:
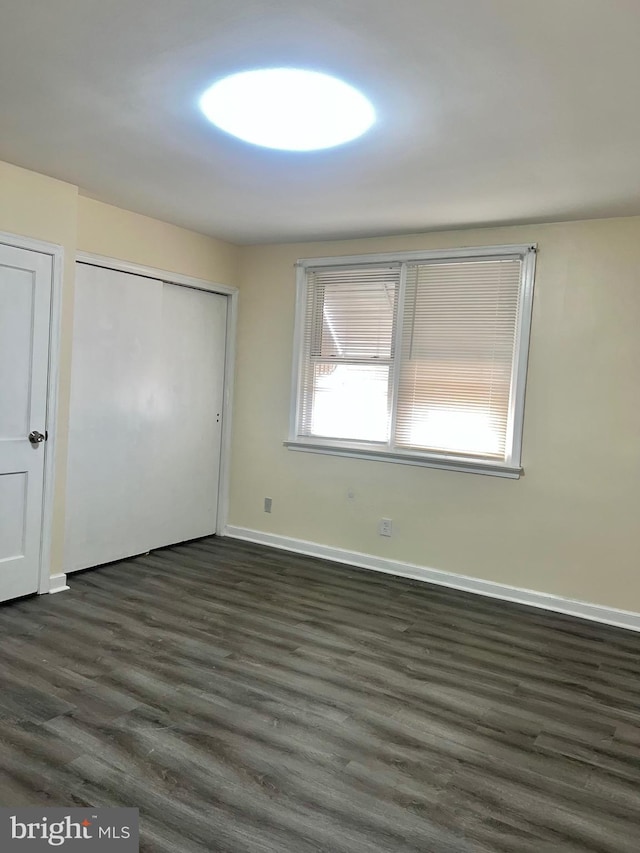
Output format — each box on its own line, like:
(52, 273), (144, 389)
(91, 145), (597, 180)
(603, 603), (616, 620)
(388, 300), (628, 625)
(284, 440), (522, 479)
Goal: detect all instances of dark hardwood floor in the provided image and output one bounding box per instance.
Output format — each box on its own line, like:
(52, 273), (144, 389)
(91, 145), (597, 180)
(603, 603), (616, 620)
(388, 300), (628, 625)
(1, 536), (639, 852)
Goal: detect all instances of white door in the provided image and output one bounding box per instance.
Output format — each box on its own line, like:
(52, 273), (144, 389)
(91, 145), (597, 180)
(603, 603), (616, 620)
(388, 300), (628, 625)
(64, 263), (227, 572)
(0, 243), (53, 601)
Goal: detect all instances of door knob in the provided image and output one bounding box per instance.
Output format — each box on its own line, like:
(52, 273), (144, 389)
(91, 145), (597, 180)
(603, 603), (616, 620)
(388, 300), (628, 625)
(28, 430), (46, 445)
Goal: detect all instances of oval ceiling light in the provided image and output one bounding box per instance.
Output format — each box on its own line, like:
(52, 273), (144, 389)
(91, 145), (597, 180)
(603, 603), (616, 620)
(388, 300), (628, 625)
(199, 68), (375, 151)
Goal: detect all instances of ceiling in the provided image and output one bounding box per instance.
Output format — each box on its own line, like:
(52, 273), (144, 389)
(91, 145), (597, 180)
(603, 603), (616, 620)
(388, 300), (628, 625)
(1, 0), (640, 244)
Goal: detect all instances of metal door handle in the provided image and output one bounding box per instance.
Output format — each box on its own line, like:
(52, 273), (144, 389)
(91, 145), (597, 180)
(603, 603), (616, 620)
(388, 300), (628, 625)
(28, 430), (46, 445)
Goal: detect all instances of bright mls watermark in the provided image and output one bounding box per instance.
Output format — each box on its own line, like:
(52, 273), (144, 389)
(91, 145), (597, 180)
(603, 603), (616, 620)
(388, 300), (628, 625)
(0, 809), (138, 851)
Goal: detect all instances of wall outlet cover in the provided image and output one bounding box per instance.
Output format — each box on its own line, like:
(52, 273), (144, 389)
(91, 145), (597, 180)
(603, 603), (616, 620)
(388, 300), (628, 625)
(379, 518), (392, 537)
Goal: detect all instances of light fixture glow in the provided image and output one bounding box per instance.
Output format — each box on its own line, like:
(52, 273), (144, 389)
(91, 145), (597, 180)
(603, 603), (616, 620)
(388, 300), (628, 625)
(199, 68), (375, 151)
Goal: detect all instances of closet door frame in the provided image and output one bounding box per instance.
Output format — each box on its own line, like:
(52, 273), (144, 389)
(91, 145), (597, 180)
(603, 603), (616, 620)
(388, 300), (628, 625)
(75, 251), (239, 537)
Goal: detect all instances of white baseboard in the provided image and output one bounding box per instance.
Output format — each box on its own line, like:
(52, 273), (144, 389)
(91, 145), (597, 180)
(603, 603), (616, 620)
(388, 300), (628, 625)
(224, 526), (640, 634)
(48, 573), (70, 594)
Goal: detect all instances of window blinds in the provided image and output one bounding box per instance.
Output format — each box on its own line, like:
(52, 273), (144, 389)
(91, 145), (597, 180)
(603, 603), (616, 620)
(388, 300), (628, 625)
(296, 254), (525, 463)
(308, 266), (399, 360)
(395, 258), (522, 458)
(299, 266), (400, 441)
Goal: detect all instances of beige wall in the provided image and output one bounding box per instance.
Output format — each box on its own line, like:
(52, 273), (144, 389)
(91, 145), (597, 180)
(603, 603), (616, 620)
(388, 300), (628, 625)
(0, 160), (239, 577)
(77, 197), (238, 286)
(230, 218), (640, 612)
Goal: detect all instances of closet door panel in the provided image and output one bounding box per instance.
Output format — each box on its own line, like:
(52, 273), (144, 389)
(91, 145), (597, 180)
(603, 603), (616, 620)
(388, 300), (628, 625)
(149, 281), (226, 547)
(64, 263), (226, 573)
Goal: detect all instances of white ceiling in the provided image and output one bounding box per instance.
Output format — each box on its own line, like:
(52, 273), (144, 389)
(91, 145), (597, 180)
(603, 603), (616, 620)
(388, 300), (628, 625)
(2, 0), (640, 244)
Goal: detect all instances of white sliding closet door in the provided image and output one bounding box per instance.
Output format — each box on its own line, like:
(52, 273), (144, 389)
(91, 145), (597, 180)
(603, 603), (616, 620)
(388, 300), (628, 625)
(64, 263), (227, 573)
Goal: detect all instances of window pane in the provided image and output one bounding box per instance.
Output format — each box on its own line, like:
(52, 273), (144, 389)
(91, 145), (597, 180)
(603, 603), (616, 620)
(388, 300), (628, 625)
(309, 363), (390, 442)
(309, 268), (398, 359)
(395, 259), (521, 459)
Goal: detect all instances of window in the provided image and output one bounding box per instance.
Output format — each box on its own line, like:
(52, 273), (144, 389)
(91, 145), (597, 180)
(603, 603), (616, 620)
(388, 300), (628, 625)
(287, 244), (536, 477)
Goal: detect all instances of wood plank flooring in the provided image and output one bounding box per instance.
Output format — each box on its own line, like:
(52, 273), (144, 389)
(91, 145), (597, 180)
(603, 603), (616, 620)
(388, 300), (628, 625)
(1, 535), (639, 852)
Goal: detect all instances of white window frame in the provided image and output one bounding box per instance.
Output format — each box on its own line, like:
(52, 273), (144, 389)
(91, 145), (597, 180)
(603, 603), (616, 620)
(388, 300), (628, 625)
(286, 243), (537, 478)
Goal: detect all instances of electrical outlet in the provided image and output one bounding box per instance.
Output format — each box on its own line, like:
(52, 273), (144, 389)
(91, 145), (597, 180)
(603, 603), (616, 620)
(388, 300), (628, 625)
(264, 497), (272, 513)
(379, 518), (392, 537)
